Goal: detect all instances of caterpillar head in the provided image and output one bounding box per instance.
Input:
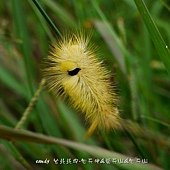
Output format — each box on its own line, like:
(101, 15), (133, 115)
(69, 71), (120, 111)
(56, 43), (85, 95)
(60, 61), (81, 76)
(43, 39), (88, 97)
(44, 35), (104, 98)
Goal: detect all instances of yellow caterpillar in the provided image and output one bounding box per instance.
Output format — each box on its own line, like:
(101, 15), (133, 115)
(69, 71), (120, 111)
(43, 32), (120, 137)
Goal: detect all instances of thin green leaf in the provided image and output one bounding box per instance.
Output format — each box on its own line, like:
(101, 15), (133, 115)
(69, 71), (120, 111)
(134, 0), (170, 74)
(43, 0), (76, 28)
(0, 125), (162, 170)
(12, 0), (35, 96)
(32, 0), (62, 38)
(0, 66), (27, 98)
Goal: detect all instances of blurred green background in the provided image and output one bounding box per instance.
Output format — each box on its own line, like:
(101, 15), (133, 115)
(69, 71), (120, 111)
(0, 0), (170, 169)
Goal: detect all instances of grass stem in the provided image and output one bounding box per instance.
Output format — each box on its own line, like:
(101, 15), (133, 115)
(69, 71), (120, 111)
(15, 79), (46, 129)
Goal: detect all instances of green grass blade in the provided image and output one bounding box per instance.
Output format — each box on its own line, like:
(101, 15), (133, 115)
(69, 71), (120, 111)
(12, 0), (35, 96)
(1, 141), (31, 169)
(0, 125), (163, 170)
(28, 0), (54, 41)
(94, 20), (126, 74)
(43, 0), (76, 28)
(134, 0), (170, 74)
(57, 100), (86, 141)
(0, 66), (27, 98)
(32, 0), (62, 38)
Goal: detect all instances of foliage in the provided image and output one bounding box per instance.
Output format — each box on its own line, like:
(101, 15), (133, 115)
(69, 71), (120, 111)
(0, 0), (170, 169)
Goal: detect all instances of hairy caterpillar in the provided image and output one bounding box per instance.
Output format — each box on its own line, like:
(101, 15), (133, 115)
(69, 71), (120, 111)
(43, 32), (120, 137)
